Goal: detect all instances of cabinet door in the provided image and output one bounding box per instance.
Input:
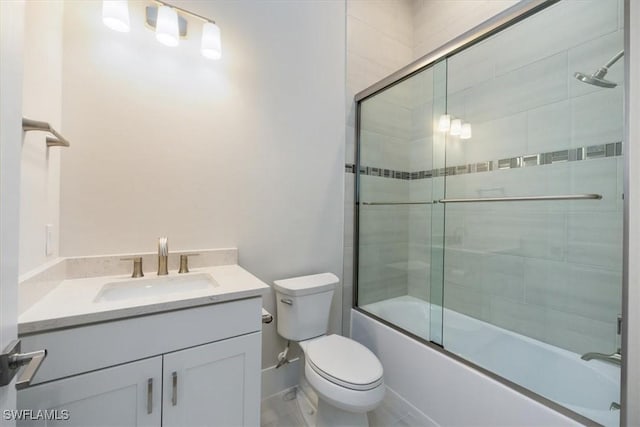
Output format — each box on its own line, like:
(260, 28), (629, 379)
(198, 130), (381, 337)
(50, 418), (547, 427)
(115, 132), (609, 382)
(17, 356), (162, 427)
(162, 332), (261, 427)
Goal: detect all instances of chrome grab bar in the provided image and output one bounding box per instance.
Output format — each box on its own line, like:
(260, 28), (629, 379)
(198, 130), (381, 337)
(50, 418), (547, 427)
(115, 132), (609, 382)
(22, 118), (70, 147)
(439, 194), (602, 203)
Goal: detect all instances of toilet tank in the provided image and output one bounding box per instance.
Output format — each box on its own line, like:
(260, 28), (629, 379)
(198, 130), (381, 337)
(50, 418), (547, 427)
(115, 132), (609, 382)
(273, 273), (339, 341)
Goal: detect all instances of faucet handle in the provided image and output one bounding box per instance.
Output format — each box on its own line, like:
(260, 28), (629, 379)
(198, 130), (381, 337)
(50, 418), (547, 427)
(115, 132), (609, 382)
(121, 257), (144, 278)
(158, 237), (168, 256)
(178, 254), (199, 274)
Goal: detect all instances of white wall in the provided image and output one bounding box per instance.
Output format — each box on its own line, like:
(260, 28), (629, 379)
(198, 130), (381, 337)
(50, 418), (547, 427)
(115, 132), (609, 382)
(20, 1), (63, 275)
(57, 0), (346, 369)
(0, 0), (25, 420)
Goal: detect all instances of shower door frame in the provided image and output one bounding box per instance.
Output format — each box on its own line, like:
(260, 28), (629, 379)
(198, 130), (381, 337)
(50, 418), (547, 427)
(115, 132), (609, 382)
(351, 0), (632, 425)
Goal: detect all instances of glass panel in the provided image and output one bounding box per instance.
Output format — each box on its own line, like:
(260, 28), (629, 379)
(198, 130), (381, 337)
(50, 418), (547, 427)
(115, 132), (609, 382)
(356, 1), (623, 424)
(429, 60), (447, 345)
(441, 1), (623, 425)
(357, 63), (446, 343)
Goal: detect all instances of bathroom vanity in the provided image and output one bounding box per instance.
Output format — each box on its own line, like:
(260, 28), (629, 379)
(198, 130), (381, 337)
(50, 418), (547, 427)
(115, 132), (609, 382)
(16, 252), (268, 426)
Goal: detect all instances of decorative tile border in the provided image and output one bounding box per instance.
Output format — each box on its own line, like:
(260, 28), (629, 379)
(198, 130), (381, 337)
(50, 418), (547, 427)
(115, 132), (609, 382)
(346, 142), (622, 180)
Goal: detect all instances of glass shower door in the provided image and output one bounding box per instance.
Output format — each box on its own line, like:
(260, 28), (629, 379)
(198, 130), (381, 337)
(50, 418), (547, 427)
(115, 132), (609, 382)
(355, 1), (623, 424)
(440, 1), (623, 425)
(357, 61), (446, 344)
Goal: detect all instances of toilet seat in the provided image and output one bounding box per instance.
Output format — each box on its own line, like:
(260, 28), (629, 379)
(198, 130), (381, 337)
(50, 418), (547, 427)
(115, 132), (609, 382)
(304, 335), (383, 391)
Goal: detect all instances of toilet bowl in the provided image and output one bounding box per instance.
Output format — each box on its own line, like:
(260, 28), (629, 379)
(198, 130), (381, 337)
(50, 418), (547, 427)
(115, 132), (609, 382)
(274, 273), (385, 427)
(301, 335), (384, 420)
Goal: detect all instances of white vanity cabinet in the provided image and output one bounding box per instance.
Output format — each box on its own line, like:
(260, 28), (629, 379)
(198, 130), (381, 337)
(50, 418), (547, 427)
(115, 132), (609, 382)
(17, 297), (262, 427)
(162, 333), (260, 427)
(18, 357), (163, 427)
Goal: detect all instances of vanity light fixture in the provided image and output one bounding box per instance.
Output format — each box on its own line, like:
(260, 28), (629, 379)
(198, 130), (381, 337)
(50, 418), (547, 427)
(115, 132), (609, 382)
(437, 114), (472, 139)
(460, 123), (472, 140)
(438, 114), (451, 132)
(155, 5), (180, 47)
(450, 119), (462, 136)
(102, 0), (130, 33)
(146, 0), (222, 59)
(201, 22), (222, 60)
(103, 0), (222, 60)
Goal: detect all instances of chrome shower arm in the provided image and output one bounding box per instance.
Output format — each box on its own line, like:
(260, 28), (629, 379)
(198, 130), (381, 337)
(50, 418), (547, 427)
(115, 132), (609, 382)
(604, 50), (624, 69)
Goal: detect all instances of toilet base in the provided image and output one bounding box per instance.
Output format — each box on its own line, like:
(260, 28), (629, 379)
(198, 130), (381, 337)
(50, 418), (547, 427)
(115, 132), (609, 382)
(315, 398), (369, 427)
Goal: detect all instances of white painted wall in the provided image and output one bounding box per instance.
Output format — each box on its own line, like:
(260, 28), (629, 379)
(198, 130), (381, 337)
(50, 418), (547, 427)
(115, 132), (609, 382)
(20, 1), (64, 275)
(0, 0), (25, 421)
(57, 0), (345, 369)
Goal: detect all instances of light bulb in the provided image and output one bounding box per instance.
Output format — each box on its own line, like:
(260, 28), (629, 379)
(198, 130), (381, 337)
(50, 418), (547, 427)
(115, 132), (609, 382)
(201, 22), (222, 60)
(461, 123), (472, 139)
(156, 5), (179, 47)
(102, 0), (130, 33)
(450, 119), (462, 136)
(438, 114), (451, 132)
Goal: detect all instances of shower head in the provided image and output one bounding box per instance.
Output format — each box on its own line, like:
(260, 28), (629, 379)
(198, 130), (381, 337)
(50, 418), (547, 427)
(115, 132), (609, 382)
(574, 50), (624, 89)
(574, 69), (618, 88)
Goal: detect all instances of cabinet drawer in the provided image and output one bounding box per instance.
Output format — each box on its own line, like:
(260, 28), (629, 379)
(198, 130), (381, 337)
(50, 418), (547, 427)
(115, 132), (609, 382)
(20, 297), (261, 384)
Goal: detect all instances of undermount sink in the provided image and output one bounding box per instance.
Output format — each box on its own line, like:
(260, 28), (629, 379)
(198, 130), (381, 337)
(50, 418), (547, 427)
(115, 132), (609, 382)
(94, 273), (218, 303)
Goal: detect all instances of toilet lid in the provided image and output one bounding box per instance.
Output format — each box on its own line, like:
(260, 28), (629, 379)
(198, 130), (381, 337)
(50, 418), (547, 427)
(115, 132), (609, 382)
(305, 335), (383, 391)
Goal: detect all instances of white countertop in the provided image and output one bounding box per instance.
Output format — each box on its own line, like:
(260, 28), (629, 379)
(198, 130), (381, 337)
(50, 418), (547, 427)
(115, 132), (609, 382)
(19, 264), (269, 335)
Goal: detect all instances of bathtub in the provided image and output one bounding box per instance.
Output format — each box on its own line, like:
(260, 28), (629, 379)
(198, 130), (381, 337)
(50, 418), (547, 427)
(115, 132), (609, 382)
(361, 296), (620, 427)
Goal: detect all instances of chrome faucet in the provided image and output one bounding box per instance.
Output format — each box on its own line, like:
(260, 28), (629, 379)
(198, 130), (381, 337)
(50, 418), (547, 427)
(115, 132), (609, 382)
(581, 350), (621, 366)
(158, 237), (168, 276)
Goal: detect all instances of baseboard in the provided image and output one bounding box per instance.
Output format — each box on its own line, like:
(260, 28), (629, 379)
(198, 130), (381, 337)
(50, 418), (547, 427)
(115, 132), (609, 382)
(261, 357), (301, 400)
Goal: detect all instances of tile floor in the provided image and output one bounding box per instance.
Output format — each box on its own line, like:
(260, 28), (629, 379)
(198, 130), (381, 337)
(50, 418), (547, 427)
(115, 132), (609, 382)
(261, 386), (426, 427)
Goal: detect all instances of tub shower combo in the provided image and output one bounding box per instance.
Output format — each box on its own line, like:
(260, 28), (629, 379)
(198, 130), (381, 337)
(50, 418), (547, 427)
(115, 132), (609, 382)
(352, 1), (624, 425)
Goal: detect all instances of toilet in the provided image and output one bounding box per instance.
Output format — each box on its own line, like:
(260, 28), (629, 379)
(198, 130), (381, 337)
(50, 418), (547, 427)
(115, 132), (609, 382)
(274, 273), (385, 427)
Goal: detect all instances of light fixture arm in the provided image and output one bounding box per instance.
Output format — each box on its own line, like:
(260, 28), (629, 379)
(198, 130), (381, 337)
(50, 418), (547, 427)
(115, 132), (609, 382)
(152, 0), (215, 24)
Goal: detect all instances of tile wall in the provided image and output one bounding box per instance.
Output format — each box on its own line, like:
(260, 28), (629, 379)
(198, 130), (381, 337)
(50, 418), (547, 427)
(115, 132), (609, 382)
(440, 0), (624, 355)
(348, 0), (624, 356)
(344, 0), (414, 333)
